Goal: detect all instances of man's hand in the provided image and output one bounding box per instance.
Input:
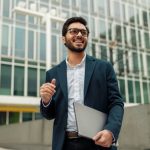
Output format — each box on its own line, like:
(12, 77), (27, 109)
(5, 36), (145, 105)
(92, 129), (113, 148)
(40, 79), (56, 105)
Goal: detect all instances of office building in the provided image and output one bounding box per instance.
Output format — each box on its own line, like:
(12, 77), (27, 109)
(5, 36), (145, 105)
(0, 0), (150, 125)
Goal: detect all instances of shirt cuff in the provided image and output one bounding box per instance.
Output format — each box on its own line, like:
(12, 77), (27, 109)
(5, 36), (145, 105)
(106, 130), (116, 144)
(42, 99), (51, 107)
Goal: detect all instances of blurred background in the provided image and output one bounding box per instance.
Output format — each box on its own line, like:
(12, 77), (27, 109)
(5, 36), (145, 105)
(0, 0), (150, 149)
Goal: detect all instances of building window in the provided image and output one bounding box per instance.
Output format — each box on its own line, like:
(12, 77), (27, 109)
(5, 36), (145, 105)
(23, 112), (32, 122)
(81, 0), (88, 12)
(135, 81), (141, 103)
(52, 35), (57, 63)
(0, 64), (11, 95)
(113, 1), (121, 20)
(142, 11), (148, 27)
(40, 33), (46, 61)
(62, 0), (69, 7)
(107, 0), (111, 17)
(138, 30), (142, 48)
(117, 49), (124, 74)
(0, 112), (6, 125)
(128, 6), (135, 24)
(119, 79), (125, 102)
(96, 0), (105, 16)
(128, 80), (134, 103)
(100, 45), (107, 61)
(16, 13), (26, 22)
(99, 20), (106, 40)
(40, 69), (46, 86)
(91, 43), (96, 57)
(72, 0), (77, 7)
(9, 112), (19, 124)
(61, 41), (67, 61)
(2, 0), (10, 17)
(28, 68), (37, 96)
(122, 3), (126, 22)
(14, 66), (24, 96)
(90, 17), (95, 37)
(1, 25), (9, 55)
(35, 113), (43, 120)
(143, 82), (149, 104)
(132, 52), (139, 74)
(15, 27), (25, 58)
(144, 32), (150, 49)
(108, 23), (112, 41)
(147, 55), (150, 76)
(130, 28), (137, 47)
(136, 8), (140, 25)
(28, 30), (34, 59)
(115, 25), (122, 43)
(123, 26), (128, 45)
(90, 0), (94, 13)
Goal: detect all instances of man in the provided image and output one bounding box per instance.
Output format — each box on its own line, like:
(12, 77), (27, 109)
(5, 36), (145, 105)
(40, 16), (124, 150)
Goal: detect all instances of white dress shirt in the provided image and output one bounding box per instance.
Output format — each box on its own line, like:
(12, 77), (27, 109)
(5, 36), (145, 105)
(66, 54), (86, 132)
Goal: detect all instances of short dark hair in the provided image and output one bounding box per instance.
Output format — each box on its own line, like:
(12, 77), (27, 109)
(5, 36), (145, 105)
(62, 16), (89, 36)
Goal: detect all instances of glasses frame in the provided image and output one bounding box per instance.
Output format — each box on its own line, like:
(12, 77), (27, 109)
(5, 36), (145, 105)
(67, 28), (89, 37)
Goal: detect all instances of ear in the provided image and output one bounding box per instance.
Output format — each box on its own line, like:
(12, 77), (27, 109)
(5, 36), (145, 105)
(62, 36), (66, 45)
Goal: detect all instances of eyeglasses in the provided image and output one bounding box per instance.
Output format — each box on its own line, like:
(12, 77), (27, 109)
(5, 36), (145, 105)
(67, 28), (88, 37)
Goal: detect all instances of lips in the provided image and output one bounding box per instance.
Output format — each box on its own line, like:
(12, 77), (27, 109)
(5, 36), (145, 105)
(73, 38), (84, 43)
(74, 41), (84, 47)
(75, 41), (83, 44)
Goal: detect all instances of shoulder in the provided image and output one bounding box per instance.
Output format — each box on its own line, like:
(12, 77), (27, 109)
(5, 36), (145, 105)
(86, 55), (112, 66)
(46, 60), (66, 74)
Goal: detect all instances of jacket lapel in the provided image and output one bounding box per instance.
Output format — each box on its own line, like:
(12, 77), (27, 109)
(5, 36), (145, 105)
(57, 61), (68, 100)
(57, 56), (96, 102)
(84, 55), (96, 100)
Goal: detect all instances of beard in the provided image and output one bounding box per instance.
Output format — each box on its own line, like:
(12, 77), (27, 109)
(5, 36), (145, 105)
(64, 38), (87, 53)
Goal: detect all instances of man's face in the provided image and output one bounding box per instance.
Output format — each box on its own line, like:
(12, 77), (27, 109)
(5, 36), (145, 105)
(62, 22), (88, 53)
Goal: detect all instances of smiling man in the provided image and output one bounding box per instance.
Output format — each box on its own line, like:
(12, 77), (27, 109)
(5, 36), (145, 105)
(40, 17), (124, 150)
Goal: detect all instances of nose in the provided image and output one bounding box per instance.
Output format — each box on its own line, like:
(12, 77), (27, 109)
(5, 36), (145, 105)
(77, 31), (82, 36)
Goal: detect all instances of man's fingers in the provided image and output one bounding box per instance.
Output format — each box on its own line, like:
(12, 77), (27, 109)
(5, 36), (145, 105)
(93, 130), (113, 148)
(40, 79), (56, 103)
(93, 132), (102, 141)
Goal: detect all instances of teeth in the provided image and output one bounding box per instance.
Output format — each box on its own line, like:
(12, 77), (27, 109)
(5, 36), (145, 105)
(75, 41), (82, 43)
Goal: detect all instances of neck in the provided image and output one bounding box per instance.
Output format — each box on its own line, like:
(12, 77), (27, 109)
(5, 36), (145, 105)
(67, 51), (85, 66)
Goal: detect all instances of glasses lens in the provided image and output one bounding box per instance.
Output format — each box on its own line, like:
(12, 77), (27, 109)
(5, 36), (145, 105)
(68, 28), (88, 36)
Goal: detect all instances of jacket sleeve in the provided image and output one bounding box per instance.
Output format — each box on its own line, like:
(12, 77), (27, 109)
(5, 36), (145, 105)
(104, 62), (124, 141)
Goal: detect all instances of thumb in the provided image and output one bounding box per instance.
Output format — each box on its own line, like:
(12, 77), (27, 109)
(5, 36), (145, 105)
(51, 78), (56, 85)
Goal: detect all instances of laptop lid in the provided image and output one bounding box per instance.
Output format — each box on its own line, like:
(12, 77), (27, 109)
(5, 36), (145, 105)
(73, 102), (107, 139)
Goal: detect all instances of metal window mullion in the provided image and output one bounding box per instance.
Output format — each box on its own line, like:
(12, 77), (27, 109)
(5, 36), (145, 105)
(24, 19), (28, 97)
(37, 65), (40, 97)
(143, 52), (148, 77)
(11, 21), (16, 96)
(24, 64), (28, 96)
(124, 75), (129, 103)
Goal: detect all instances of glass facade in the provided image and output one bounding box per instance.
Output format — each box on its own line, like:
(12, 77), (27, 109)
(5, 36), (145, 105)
(0, 0), (150, 125)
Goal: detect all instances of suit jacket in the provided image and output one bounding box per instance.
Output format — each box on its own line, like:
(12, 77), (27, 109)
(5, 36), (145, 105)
(40, 55), (124, 150)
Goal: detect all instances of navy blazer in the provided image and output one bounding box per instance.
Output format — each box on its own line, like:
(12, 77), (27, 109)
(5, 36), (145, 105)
(40, 55), (124, 150)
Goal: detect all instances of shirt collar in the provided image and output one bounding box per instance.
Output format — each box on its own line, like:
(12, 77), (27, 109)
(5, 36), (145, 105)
(66, 53), (86, 68)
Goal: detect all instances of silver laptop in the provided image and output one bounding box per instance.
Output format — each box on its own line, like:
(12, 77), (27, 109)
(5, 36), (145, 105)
(73, 102), (107, 139)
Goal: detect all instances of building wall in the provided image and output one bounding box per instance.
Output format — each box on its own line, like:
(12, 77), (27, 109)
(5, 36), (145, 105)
(0, 0), (150, 125)
(119, 104), (150, 150)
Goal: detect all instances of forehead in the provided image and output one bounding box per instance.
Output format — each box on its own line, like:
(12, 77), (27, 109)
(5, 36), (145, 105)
(68, 22), (86, 30)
